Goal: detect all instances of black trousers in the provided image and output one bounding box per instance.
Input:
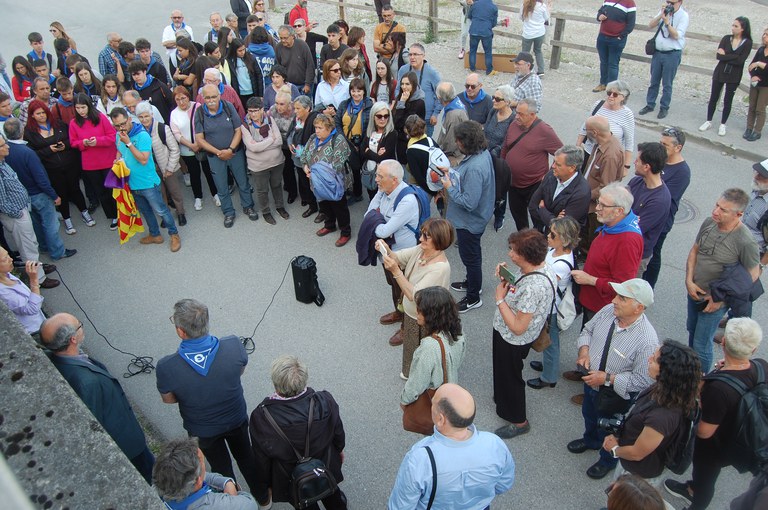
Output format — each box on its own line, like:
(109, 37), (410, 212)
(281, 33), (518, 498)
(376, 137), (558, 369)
(47, 164), (86, 219)
(319, 196), (351, 236)
(82, 169), (117, 219)
(296, 166), (317, 207)
(197, 420), (269, 503)
(282, 148), (298, 198)
(507, 181), (541, 232)
(688, 436), (729, 510)
(181, 155), (218, 199)
(493, 329), (531, 423)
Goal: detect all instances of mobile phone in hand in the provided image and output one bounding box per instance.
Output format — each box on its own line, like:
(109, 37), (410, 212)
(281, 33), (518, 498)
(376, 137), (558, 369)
(499, 265), (516, 284)
(576, 364), (589, 376)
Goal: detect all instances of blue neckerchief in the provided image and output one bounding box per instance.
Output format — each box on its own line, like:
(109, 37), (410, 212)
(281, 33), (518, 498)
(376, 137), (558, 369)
(42, 122), (51, 131)
(443, 96), (466, 113)
(57, 97), (72, 107)
(47, 74), (56, 86)
(178, 57), (192, 72)
(82, 82), (94, 96)
(202, 101), (224, 117)
(462, 88), (487, 107)
(141, 120), (153, 134)
(314, 128), (337, 150)
(108, 94), (118, 102)
(163, 483), (212, 510)
(27, 50), (47, 62)
(171, 22), (187, 33)
(127, 121), (144, 138)
(249, 119), (262, 130)
(177, 335), (220, 376)
(596, 209), (642, 236)
(115, 52), (128, 67)
(135, 74), (154, 91)
(148, 55), (158, 70)
(347, 99), (363, 115)
(217, 82), (225, 95)
(0, 115), (9, 122)
(209, 29), (218, 43)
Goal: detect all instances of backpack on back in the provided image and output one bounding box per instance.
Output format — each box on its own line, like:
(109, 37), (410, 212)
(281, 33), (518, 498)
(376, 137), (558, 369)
(392, 184), (432, 242)
(705, 360), (768, 474)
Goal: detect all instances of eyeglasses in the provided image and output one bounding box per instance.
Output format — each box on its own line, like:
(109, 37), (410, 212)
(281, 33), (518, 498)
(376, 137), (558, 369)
(172, 16), (183, 19)
(595, 200), (622, 209)
(49, 29), (57, 33)
(465, 83), (478, 90)
(76, 321), (83, 332)
(375, 113), (390, 119)
(203, 95), (219, 100)
(420, 231), (431, 239)
(606, 91), (622, 97)
(492, 96), (505, 102)
(293, 24), (304, 28)
(248, 108), (262, 113)
(113, 120), (131, 129)
(330, 68), (341, 73)
(662, 127), (683, 145)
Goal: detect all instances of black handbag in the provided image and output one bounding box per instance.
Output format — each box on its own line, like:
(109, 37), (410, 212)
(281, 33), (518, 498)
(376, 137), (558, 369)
(645, 23), (664, 56)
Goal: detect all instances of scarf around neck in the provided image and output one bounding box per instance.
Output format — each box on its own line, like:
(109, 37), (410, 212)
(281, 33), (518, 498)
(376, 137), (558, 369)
(596, 210), (642, 236)
(163, 483), (212, 510)
(177, 334), (220, 376)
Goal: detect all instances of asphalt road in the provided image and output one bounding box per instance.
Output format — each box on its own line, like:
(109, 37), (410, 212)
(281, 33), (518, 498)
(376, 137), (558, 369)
(4, 2), (767, 509)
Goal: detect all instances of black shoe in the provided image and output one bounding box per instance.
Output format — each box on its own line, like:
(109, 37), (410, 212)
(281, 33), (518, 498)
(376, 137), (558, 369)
(494, 216), (504, 231)
(301, 200), (308, 207)
(168, 198), (176, 209)
(42, 263), (57, 274)
(494, 422), (530, 439)
(177, 214), (187, 226)
(457, 296), (482, 313)
(263, 213), (276, 225)
(657, 108), (669, 119)
(62, 248), (77, 259)
(567, 439), (599, 454)
(747, 131), (762, 142)
(302, 207), (318, 218)
(109, 219), (119, 231)
(527, 377), (556, 389)
(224, 215), (235, 228)
(40, 277), (60, 289)
(314, 213), (326, 224)
(638, 106), (654, 115)
(664, 479), (693, 504)
(276, 208), (290, 219)
(287, 194), (297, 204)
(244, 207), (259, 221)
(743, 129), (753, 139)
(530, 360), (543, 372)
(587, 462), (615, 480)
(451, 280), (468, 292)
(87, 202), (99, 214)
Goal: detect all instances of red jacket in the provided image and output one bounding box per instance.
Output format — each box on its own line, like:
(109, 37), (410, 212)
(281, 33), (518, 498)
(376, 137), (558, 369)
(579, 230), (643, 313)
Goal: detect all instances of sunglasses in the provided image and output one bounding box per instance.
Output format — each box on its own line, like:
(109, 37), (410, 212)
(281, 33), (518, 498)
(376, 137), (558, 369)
(375, 113), (390, 119)
(465, 83), (478, 90)
(330, 68), (341, 73)
(492, 96), (505, 102)
(294, 24), (304, 28)
(606, 91), (622, 98)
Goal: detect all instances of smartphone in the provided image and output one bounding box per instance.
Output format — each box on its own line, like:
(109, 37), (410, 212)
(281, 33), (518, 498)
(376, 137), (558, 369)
(377, 243), (388, 258)
(576, 364), (590, 376)
(498, 265), (516, 284)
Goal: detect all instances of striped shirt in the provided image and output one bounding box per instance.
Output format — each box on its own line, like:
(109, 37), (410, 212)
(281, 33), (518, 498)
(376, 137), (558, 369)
(577, 303), (658, 399)
(580, 102), (635, 155)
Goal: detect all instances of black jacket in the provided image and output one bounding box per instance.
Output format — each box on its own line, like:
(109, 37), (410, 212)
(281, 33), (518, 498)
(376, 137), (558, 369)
(226, 55), (264, 99)
(249, 388), (345, 503)
(24, 121), (80, 171)
(393, 97), (426, 163)
(528, 171), (592, 232)
(356, 209), (387, 266)
(710, 262), (763, 318)
(135, 77), (174, 123)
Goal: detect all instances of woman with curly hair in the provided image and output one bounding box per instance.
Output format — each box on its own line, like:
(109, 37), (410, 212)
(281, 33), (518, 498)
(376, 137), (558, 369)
(400, 286), (465, 408)
(602, 340), (701, 489)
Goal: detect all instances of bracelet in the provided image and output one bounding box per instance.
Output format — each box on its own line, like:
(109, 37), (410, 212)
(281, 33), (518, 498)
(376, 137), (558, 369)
(126, 142), (133, 148)
(228, 147), (236, 152)
(393, 273), (401, 279)
(495, 299), (505, 306)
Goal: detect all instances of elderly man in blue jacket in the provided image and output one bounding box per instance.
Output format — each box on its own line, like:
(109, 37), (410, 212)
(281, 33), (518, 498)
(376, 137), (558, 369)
(468, 0), (499, 76)
(41, 312), (155, 483)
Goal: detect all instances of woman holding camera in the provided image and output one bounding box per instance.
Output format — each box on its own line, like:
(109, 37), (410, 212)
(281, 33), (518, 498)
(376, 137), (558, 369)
(400, 286), (465, 406)
(602, 340), (700, 489)
(493, 229), (556, 439)
(699, 17), (752, 137)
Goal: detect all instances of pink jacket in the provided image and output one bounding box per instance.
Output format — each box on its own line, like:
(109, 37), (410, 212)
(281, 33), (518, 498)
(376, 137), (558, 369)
(69, 113), (118, 171)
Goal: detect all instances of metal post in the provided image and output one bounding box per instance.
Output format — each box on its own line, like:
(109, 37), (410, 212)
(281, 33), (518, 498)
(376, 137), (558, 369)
(550, 17), (565, 70)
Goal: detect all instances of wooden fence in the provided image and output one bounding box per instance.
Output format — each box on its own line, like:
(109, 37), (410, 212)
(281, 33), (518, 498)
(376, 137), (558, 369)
(308, 0), (758, 92)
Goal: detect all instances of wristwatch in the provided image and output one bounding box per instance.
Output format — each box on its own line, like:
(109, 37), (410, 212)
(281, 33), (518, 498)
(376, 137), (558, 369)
(611, 445), (619, 459)
(126, 142), (133, 147)
(604, 372), (612, 387)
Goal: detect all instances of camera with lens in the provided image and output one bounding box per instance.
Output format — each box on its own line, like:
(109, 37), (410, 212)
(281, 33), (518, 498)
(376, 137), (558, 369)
(663, 3), (675, 15)
(597, 413), (626, 435)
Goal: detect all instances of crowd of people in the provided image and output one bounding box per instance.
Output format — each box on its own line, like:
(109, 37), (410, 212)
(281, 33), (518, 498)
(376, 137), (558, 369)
(2, 1), (768, 509)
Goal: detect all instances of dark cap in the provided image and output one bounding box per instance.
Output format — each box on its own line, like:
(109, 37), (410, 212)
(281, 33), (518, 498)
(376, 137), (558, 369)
(512, 52), (534, 65)
(753, 158), (768, 178)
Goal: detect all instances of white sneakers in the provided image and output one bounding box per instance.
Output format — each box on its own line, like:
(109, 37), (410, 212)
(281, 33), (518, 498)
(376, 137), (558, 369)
(458, 48), (465, 59)
(194, 198), (203, 211)
(718, 124), (727, 136)
(64, 218), (76, 235)
(183, 173), (191, 187)
(213, 195), (221, 207)
(80, 210), (96, 227)
(699, 121), (712, 131)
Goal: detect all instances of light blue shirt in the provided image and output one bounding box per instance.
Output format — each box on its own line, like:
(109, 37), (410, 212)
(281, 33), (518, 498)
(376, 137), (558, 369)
(653, 7), (688, 51)
(117, 130), (160, 191)
(388, 425), (515, 510)
(366, 181), (419, 251)
(235, 59), (253, 95)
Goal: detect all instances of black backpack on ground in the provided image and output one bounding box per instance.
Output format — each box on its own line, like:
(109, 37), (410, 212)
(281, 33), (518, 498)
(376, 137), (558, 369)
(262, 396), (338, 509)
(705, 360), (768, 474)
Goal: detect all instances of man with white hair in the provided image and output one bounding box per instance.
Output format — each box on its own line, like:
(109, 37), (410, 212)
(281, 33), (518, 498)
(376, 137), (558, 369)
(195, 68), (246, 120)
(434, 82), (468, 166)
(365, 159), (420, 345)
(665, 317), (766, 510)
(207, 12), (225, 43)
(566, 278), (659, 480)
(161, 10), (195, 71)
(97, 32), (122, 77)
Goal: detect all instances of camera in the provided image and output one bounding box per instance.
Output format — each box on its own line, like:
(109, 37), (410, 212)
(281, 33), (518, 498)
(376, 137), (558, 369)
(664, 3), (675, 15)
(597, 413), (626, 435)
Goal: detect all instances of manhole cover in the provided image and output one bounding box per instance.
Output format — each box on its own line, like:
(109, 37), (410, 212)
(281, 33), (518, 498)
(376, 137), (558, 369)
(675, 198), (698, 224)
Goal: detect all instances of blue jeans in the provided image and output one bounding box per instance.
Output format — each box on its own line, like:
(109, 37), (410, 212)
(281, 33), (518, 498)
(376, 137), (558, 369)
(207, 151), (254, 217)
(133, 185), (178, 236)
(687, 294), (727, 373)
(645, 50), (682, 110)
(541, 314), (560, 383)
(469, 34), (494, 73)
(29, 193), (65, 259)
(522, 35), (546, 74)
(456, 228), (483, 302)
(582, 384), (618, 468)
(596, 33), (627, 86)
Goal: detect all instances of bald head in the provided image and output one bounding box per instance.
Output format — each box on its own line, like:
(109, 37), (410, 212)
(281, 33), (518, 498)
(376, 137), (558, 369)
(434, 383), (476, 429)
(465, 73), (482, 99)
(40, 313), (81, 353)
(587, 115), (611, 134)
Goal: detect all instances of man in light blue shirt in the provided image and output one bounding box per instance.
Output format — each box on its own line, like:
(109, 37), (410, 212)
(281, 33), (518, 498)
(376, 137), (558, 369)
(388, 383), (515, 510)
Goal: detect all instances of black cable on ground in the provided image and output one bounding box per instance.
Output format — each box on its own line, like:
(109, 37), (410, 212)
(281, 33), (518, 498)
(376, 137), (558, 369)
(54, 268), (155, 378)
(240, 257), (295, 355)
